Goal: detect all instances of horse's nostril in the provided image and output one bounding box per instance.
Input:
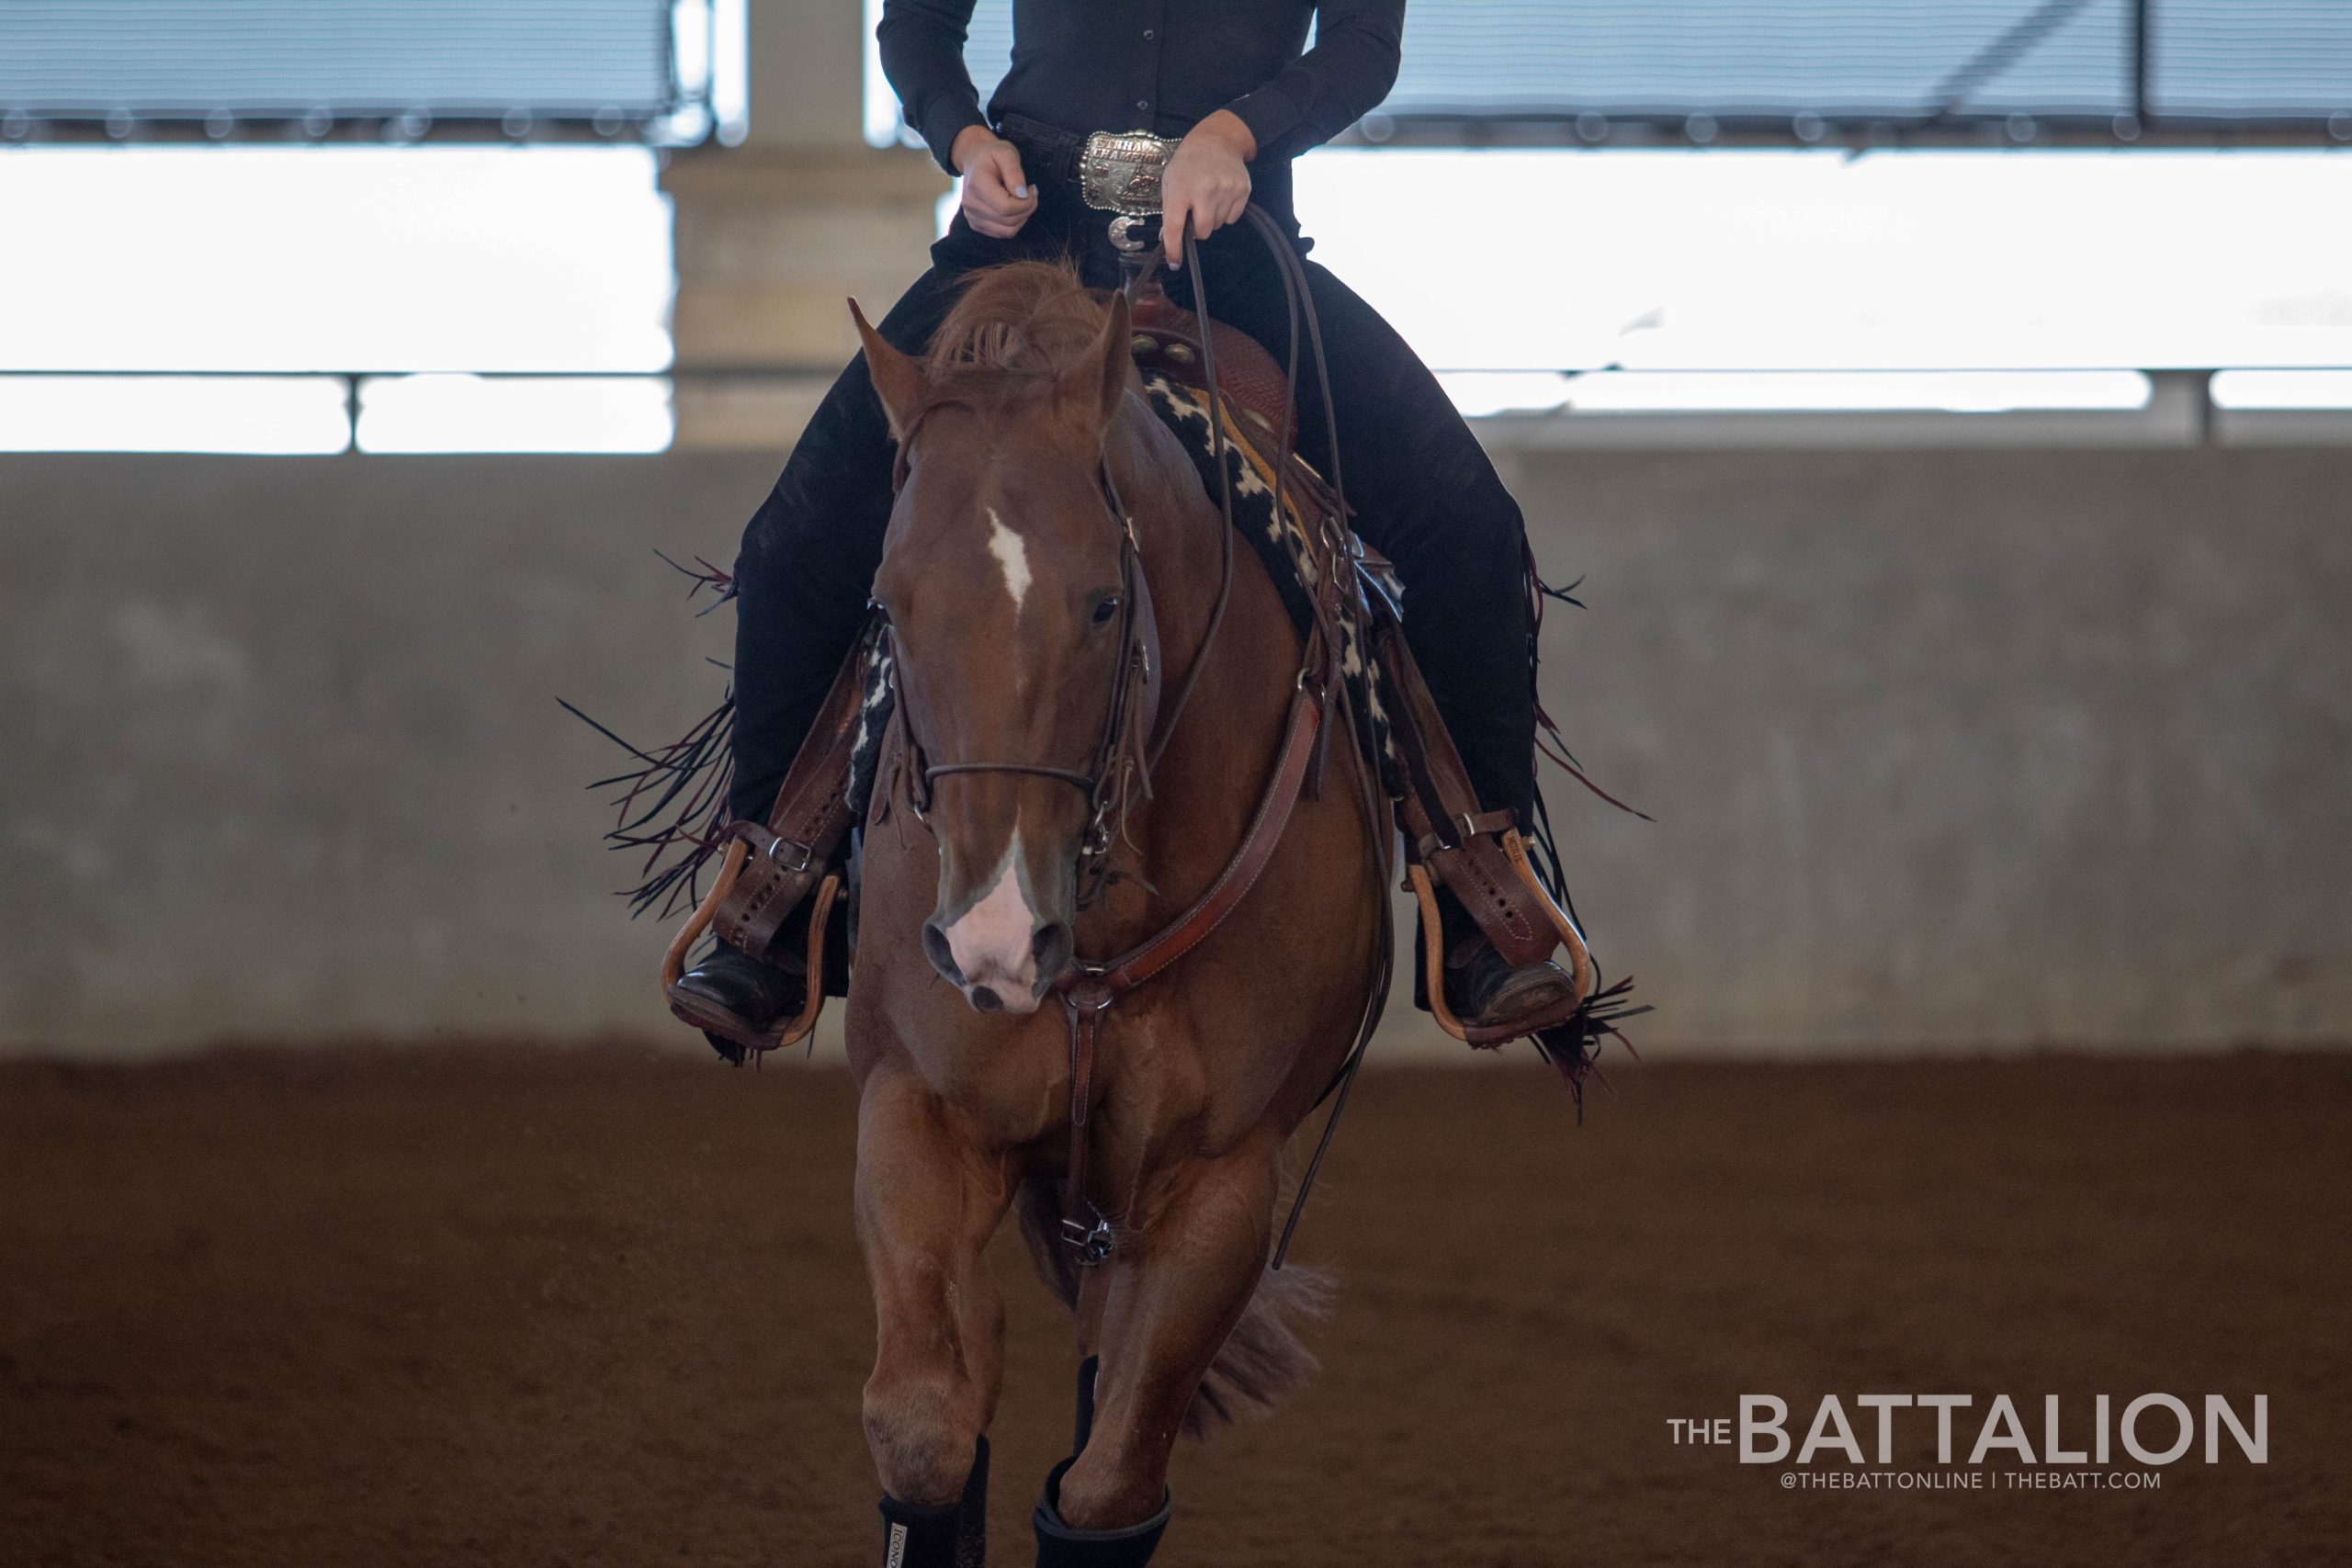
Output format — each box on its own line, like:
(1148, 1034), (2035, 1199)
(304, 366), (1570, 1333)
(968, 986), (1002, 1012)
(921, 921), (965, 986)
(1032, 921), (1073, 976)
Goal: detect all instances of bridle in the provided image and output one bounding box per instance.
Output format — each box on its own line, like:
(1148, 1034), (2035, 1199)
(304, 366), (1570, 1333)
(881, 211), (1393, 1270)
(884, 434), (1165, 906)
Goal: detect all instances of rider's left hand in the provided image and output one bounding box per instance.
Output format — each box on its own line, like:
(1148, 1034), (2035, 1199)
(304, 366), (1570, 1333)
(1161, 110), (1256, 269)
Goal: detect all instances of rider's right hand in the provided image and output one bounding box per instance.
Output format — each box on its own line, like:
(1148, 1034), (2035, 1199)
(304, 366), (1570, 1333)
(952, 126), (1037, 239)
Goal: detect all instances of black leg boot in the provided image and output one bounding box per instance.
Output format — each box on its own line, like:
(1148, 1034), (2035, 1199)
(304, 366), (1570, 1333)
(1032, 1359), (1170, 1567)
(878, 1435), (989, 1568)
(1031, 1460), (1169, 1567)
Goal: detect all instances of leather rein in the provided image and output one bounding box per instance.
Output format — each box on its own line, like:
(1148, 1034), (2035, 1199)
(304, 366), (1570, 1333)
(886, 213), (1391, 1268)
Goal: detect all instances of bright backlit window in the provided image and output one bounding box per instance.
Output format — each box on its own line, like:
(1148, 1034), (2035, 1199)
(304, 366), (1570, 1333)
(1299, 149), (2352, 377)
(8, 137), (2352, 448)
(0, 145), (672, 451)
(0, 375), (351, 454)
(357, 375), (673, 454)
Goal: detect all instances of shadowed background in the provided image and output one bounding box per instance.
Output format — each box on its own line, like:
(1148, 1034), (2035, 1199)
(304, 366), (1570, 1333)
(3, 443), (2347, 1055)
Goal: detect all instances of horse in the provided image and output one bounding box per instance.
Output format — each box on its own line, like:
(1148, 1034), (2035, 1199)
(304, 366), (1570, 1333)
(843, 258), (1385, 1557)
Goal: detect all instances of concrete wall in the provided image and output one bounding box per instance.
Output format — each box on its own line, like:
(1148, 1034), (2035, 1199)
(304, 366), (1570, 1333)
(3, 446), (2346, 1058)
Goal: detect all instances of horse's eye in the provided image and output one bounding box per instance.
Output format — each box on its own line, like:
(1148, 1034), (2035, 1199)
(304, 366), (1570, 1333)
(1091, 595), (1121, 627)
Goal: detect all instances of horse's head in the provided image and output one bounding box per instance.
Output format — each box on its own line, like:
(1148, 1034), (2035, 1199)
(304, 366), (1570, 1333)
(854, 269), (1146, 1015)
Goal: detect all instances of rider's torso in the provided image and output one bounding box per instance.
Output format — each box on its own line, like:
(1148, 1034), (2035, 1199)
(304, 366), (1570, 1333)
(989, 0), (1317, 149)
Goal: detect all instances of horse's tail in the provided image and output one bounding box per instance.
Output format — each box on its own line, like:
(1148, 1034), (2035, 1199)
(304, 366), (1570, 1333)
(1012, 1175), (1334, 1438)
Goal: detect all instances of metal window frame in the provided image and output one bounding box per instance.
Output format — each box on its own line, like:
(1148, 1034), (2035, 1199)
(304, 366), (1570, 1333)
(1353, 0), (2351, 151)
(0, 0), (728, 148)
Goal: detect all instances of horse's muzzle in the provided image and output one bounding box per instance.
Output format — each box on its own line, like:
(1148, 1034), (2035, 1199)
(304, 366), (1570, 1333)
(923, 850), (1074, 1014)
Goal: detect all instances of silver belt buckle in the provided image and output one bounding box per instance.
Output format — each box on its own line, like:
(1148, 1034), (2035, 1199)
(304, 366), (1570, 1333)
(1080, 129), (1175, 217)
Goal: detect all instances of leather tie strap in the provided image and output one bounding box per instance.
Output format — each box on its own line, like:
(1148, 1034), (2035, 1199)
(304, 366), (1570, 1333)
(1058, 977), (1115, 1262)
(708, 614), (883, 962)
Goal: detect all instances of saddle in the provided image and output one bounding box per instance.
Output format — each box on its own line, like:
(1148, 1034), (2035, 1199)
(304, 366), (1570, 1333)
(663, 282), (1595, 1059)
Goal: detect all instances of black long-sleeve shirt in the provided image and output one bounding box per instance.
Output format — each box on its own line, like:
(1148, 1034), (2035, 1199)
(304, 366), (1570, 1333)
(878, 0), (1404, 225)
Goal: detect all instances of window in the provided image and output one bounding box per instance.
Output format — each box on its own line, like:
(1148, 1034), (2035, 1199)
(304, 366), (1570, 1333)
(0, 0), (740, 143)
(0, 145), (673, 451)
(1298, 148), (2352, 389)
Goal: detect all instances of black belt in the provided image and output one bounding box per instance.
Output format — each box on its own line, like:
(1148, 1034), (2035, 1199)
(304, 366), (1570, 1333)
(994, 114), (1092, 193)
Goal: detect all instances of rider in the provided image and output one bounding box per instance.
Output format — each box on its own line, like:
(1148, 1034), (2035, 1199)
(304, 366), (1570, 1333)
(675, 0), (1575, 1037)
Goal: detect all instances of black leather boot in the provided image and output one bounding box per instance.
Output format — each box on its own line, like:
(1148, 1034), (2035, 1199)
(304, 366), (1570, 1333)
(878, 1436), (989, 1568)
(668, 936), (807, 1064)
(1438, 890), (1575, 1032)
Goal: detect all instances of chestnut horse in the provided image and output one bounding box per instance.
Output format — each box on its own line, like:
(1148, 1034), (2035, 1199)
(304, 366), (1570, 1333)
(844, 261), (1384, 1551)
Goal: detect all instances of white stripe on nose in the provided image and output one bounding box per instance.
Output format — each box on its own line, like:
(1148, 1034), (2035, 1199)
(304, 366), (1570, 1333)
(986, 506), (1032, 616)
(941, 829), (1042, 1007)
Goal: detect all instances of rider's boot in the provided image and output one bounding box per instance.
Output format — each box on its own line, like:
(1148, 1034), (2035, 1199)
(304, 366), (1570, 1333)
(667, 905), (811, 1064)
(877, 1436), (989, 1568)
(1437, 887), (1577, 1033)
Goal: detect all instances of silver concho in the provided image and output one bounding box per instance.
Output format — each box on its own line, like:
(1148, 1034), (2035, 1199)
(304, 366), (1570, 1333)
(1106, 213), (1155, 253)
(1080, 129), (1176, 217)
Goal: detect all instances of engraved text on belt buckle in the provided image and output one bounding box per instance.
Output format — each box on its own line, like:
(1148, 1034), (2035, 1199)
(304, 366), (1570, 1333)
(1080, 129), (1176, 217)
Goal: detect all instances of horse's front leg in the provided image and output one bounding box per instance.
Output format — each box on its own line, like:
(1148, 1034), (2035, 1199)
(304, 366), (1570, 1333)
(854, 1061), (1014, 1564)
(1046, 1133), (1283, 1551)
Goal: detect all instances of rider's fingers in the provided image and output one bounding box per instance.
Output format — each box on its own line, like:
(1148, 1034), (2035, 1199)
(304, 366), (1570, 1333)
(966, 188), (1024, 226)
(973, 144), (1033, 208)
(995, 145), (1035, 204)
(1162, 197), (1193, 267)
(962, 146), (1036, 236)
(968, 193), (1032, 238)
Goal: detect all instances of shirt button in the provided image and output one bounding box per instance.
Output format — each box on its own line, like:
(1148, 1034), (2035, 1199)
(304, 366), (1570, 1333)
(1136, 98), (1149, 111)
(1142, 28), (1156, 39)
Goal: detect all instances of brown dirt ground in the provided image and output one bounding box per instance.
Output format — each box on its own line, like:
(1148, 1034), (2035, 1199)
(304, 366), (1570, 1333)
(2, 1049), (2346, 1567)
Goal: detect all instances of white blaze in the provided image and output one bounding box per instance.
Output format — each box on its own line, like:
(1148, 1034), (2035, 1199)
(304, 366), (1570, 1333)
(941, 829), (1043, 1007)
(985, 507), (1032, 615)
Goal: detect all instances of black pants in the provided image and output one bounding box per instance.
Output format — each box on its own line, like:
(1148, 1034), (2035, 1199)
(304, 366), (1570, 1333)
(729, 186), (1536, 827)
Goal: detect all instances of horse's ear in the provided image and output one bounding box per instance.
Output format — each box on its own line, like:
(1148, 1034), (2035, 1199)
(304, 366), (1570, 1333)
(851, 298), (927, 441)
(1057, 290), (1134, 432)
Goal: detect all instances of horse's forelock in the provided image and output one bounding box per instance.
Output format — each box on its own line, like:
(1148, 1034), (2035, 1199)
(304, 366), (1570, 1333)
(923, 262), (1110, 388)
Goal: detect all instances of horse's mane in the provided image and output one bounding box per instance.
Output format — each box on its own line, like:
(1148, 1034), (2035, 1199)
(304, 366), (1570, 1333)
(923, 261), (1110, 388)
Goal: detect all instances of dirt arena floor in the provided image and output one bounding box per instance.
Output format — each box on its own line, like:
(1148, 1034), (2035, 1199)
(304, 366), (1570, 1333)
(3, 1048), (2346, 1566)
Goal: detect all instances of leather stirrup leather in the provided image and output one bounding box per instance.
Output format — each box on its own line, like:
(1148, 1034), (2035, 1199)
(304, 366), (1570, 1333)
(658, 613), (882, 1053)
(1367, 585), (1596, 1043)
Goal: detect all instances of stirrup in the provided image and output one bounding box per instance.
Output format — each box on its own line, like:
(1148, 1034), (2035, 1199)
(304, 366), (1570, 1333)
(1408, 828), (1595, 1047)
(661, 839), (840, 1054)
